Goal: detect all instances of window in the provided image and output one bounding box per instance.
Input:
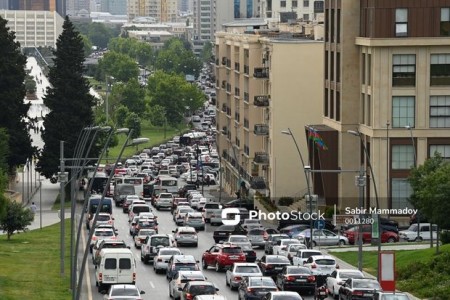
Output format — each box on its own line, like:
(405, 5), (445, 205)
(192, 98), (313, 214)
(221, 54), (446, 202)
(105, 258), (117, 269)
(441, 8), (450, 36)
(430, 96), (450, 127)
(303, 0), (309, 7)
(430, 145), (450, 160)
(362, 53), (366, 85)
(325, 51), (329, 80)
(324, 88), (329, 117)
(395, 8), (408, 37)
(303, 14), (309, 21)
(367, 95), (371, 126)
(367, 54), (371, 84)
(292, 1), (298, 8)
(430, 54), (450, 85)
(392, 96), (415, 127)
(391, 178), (413, 209)
(336, 92), (340, 122)
(392, 54), (415, 86)
(119, 258), (131, 269)
(392, 145), (415, 169)
(281, 1), (286, 8)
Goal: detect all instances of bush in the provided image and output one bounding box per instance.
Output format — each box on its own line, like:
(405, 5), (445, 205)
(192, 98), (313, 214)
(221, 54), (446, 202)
(325, 206), (339, 218)
(441, 231), (450, 244)
(279, 197), (294, 206)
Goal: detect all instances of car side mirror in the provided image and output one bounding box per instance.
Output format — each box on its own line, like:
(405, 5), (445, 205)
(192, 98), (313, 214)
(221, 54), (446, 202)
(140, 291), (145, 294)
(172, 230), (176, 233)
(205, 249), (210, 253)
(127, 246), (131, 249)
(178, 287), (183, 291)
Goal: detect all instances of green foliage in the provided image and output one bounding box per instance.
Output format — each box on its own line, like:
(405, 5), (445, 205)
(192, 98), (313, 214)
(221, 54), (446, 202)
(146, 104), (166, 127)
(124, 112), (141, 138)
(0, 200), (34, 240)
(408, 153), (450, 230)
(97, 51), (139, 82)
(156, 38), (202, 78)
(24, 74), (36, 94)
(441, 231), (450, 244)
(147, 70), (204, 127)
(87, 22), (117, 49)
(114, 105), (129, 127)
(200, 42), (214, 62)
(325, 206), (339, 218)
(80, 33), (93, 56)
(108, 37), (154, 67)
(38, 17), (98, 179)
(0, 17), (35, 173)
(278, 197), (294, 206)
(111, 79), (147, 116)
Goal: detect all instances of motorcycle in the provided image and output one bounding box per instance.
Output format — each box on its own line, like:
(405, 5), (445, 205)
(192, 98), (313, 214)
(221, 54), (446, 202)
(314, 284), (329, 300)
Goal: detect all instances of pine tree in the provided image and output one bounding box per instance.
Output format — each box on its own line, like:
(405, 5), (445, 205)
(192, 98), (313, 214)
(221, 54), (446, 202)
(0, 17), (34, 172)
(38, 17), (97, 178)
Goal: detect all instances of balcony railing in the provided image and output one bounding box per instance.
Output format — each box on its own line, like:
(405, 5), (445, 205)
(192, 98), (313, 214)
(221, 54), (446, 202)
(254, 67), (269, 78)
(235, 87), (240, 97)
(221, 126), (228, 134)
(244, 92), (249, 102)
(254, 124), (269, 135)
(234, 62), (240, 72)
(222, 57), (227, 65)
(254, 152), (269, 164)
(254, 95), (270, 107)
(243, 118), (249, 129)
(244, 65), (249, 75)
(222, 104), (227, 112)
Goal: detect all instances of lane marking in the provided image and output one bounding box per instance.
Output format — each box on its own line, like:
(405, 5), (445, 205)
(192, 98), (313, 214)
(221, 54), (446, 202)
(81, 227), (93, 300)
(149, 281), (155, 289)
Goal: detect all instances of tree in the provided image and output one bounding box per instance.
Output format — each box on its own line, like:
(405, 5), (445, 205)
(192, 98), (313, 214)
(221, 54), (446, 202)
(0, 129), (9, 219)
(108, 37), (153, 67)
(408, 154), (450, 230)
(200, 42), (213, 63)
(80, 34), (93, 56)
(0, 17), (35, 173)
(146, 104), (166, 126)
(147, 71), (204, 127)
(97, 51), (139, 82)
(114, 105), (129, 127)
(112, 79), (146, 116)
(0, 200), (34, 240)
(124, 112), (141, 139)
(87, 23), (115, 49)
(38, 17), (97, 179)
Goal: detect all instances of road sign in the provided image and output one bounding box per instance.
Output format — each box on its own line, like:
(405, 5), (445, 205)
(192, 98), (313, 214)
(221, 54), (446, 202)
(314, 219), (325, 230)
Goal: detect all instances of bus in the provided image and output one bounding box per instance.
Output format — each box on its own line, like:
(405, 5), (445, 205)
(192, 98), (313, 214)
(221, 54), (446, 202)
(88, 172), (109, 195)
(156, 176), (178, 194)
(114, 177), (144, 199)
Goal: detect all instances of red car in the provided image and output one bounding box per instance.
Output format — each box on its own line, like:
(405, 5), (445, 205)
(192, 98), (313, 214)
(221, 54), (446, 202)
(201, 244), (246, 272)
(344, 225), (399, 244)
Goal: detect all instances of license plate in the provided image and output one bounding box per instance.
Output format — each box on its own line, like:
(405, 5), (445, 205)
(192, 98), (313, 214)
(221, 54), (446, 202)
(230, 256), (238, 259)
(104, 275), (115, 281)
(363, 293), (373, 297)
(275, 267), (282, 270)
(296, 279), (307, 282)
(218, 233), (226, 235)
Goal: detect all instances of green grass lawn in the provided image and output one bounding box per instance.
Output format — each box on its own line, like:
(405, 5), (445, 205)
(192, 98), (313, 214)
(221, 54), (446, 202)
(331, 244), (450, 298)
(0, 221), (71, 299)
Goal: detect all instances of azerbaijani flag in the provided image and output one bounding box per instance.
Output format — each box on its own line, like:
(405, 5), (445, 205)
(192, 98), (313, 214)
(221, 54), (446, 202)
(308, 127), (328, 150)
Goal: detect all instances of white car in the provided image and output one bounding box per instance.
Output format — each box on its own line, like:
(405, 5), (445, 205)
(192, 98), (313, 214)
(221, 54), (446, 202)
(272, 239), (302, 255)
(326, 269), (365, 297)
(225, 263), (263, 289)
(89, 212), (114, 229)
(303, 255), (339, 276)
(291, 249), (323, 266)
(153, 247), (182, 273)
(399, 223), (438, 242)
(284, 243), (307, 261)
(103, 284), (145, 300)
(168, 271), (207, 300)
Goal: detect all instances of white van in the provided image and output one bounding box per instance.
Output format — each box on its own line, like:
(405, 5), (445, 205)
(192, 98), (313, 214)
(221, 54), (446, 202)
(95, 248), (136, 293)
(399, 223), (438, 242)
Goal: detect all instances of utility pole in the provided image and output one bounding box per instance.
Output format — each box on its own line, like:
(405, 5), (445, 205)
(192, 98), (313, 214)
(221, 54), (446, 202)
(58, 141), (67, 276)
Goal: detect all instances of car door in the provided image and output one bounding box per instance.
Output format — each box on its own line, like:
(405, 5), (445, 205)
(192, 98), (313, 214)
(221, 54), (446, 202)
(204, 246), (218, 265)
(259, 256), (267, 273)
(169, 272), (179, 294)
(323, 229), (338, 245)
(341, 279), (352, 299)
(117, 254), (133, 283)
(420, 225), (430, 240)
(327, 270), (337, 292)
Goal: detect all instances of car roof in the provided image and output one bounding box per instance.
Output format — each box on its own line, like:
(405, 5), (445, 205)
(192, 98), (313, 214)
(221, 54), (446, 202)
(187, 281), (215, 286)
(310, 255), (336, 260)
(178, 226), (197, 232)
(177, 270), (205, 277)
(233, 262), (259, 267)
(172, 255), (196, 262)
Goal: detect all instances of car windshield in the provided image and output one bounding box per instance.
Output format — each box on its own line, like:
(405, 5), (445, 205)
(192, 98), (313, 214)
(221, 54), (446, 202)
(273, 295), (301, 300)
(289, 244), (306, 252)
(95, 230), (114, 237)
(189, 284), (216, 295)
(288, 267), (311, 274)
(249, 278), (276, 287)
(249, 229), (265, 235)
(353, 280), (381, 289)
(160, 250), (181, 256)
(229, 237), (249, 243)
(407, 224), (418, 232)
(180, 276), (205, 283)
(111, 287), (139, 296)
(180, 231), (196, 235)
(188, 217), (203, 221)
(175, 263), (197, 271)
(150, 237), (170, 246)
(267, 257), (290, 263)
(235, 266), (260, 273)
(180, 208), (193, 213)
(381, 295), (410, 300)
(340, 272), (364, 279)
(315, 259), (335, 265)
(138, 230), (155, 236)
(284, 241), (300, 246)
(97, 215), (110, 221)
(223, 248), (242, 254)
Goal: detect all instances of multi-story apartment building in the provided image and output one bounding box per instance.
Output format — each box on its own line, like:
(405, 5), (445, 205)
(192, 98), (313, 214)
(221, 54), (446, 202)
(317, 0), (450, 214)
(234, 0), (260, 18)
(67, 0), (89, 15)
(215, 26), (324, 200)
(127, 0), (177, 22)
(1, 9), (64, 47)
(6, 0), (65, 16)
(260, 0), (324, 21)
(99, 0), (126, 15)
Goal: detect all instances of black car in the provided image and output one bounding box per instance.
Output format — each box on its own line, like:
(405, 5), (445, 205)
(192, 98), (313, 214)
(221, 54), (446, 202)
(257, 255), (291, 277)
(275, 266), (316, 294)
(240, 244), (257, 262)
(339, 278), (382, 300)
(222, 199), (255, 211)
(238, 276), (278, 300)
(213, 224), (247, 243)
(178, 184), (197, 197)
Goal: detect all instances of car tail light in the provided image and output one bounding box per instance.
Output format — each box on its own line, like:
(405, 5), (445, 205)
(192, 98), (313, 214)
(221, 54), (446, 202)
(247, 288), (254, 293)
(266, 264), (274, 269)
(133, 272), (136, 282)
(99, 273), (102, 281)
(311, 263), (317, 269)
(234, 276), (242, 281)
(307, 275), (316, 282)
(186, 293), (193, 300)
(158, 258), (163, 262)
(336, 264), (339, 269)
(92, 236), (98, 241)
(285, 276), (295, 281)
(353, 291), (364, 296)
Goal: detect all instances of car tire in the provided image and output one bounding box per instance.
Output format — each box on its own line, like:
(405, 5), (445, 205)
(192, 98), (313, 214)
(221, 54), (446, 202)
(338, 240), (346, 246)
(143, 255), (149, 264)
(202, 259), (208, 270)
(387, 237), (396, 243)
(215, 261), (222, 272)
(416, 236), (423, 242)
(97, 283), (104, 293)
(194, 243), (198, 247)
(226, 276), (229, 286)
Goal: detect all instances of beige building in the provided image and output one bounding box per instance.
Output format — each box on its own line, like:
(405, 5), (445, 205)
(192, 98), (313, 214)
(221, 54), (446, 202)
(127, 0), (178, 22)
(0, 9), (64, 48)
(215, 28), (324, 200)
(317, 0), (450, 217)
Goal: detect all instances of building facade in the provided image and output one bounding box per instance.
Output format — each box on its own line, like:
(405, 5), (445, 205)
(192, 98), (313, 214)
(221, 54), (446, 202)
(215, 28), (324, 200)
(100, 0), (126, 15)
(260, 0), (324, 21)
(1, 9), (64, 47)
(318, 0), (450, 216)
(127, 0), (177, 22)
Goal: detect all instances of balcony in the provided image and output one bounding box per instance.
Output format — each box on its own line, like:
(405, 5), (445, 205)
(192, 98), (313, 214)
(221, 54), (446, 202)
(253, 67), (269, 78)
(226, 107), (231, 117)
(235, 87), (240, 97)
(221, 80), (226, 89)
(243, 118), (249, 129)
(221, 104), (227, 112)
(244, 65), (249, 75)
(250, 176), (267, 189)
(215, 58), (219, 66)
(234, 62), (240, 72)
(226, 59), (231, 68)
(235, 112), (240, 122)
(254, 95), (270, 107)
(244, 145), (250, 156)
(221, 126), (228, 135)
(221, 57), (226, 65)
(244, 92), (249, 102)
(254, 124), (269, 135)
(226, 83), (231, 93)
(254, 152), (269, 165)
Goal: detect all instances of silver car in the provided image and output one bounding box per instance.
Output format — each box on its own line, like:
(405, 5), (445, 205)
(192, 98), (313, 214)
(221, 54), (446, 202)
(153, 247), (182, 273)
(209, 209), (223, 226)
(184, 212), (205, 231)
(225, 263), (263, 289)
(168, 271), (207, 300)
(173, 226), (199, 247)
(247, 228), (267, 249)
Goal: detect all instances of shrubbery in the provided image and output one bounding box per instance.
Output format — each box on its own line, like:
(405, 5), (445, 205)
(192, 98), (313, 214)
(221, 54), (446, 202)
(278, 197), (294, 206)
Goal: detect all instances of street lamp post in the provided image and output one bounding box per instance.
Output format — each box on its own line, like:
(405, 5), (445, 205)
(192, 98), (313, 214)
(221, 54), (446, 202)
(281, 128), (314, 249)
